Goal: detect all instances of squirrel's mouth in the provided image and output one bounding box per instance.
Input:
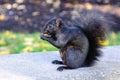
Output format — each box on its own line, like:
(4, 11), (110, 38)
(43, 33), (51, 38)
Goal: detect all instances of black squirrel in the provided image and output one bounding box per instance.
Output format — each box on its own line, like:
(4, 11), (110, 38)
(40, 9), (114, 71)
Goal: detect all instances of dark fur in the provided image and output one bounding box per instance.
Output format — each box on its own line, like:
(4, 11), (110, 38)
(74, 10), (108, 66)
(40, 10), (113, 71)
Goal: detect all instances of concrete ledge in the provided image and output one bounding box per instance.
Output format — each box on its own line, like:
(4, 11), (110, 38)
(0, 46), (120, 80)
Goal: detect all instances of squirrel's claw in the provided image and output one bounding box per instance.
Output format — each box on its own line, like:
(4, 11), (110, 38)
(57, 66), (64, 71)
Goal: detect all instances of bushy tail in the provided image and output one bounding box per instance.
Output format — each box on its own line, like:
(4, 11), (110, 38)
(74, 10), (111, 66)
(82, 21), (106, 66)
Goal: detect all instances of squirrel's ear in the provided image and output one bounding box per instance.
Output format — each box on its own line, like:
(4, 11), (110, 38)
(55, 18), (61, 27)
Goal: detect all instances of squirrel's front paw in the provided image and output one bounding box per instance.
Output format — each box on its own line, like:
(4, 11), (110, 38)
(40, 33), (45, 40)
(40, 34), (48, 40)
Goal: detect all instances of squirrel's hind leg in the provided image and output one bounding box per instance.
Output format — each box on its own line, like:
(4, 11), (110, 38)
(52, 60), (63, 64)
(64, 47), (88, 68)
(57, 66), (73, 71)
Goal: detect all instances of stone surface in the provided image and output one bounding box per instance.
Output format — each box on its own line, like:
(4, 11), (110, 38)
(0, 46), (120, 80)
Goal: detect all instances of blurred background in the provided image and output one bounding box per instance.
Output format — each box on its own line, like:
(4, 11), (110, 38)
(0, 0), (120, 55)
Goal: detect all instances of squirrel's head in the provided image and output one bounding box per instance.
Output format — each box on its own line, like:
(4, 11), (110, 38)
(41, 17), (63, 38)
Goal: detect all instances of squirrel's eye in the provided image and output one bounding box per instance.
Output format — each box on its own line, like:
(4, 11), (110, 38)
(48, 24), (53, 29)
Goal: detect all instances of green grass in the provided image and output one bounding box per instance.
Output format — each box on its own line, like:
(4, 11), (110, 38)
(108, 32), (120, 46)
(0, 31), (58, 54)
(0, 31), (120, 54)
